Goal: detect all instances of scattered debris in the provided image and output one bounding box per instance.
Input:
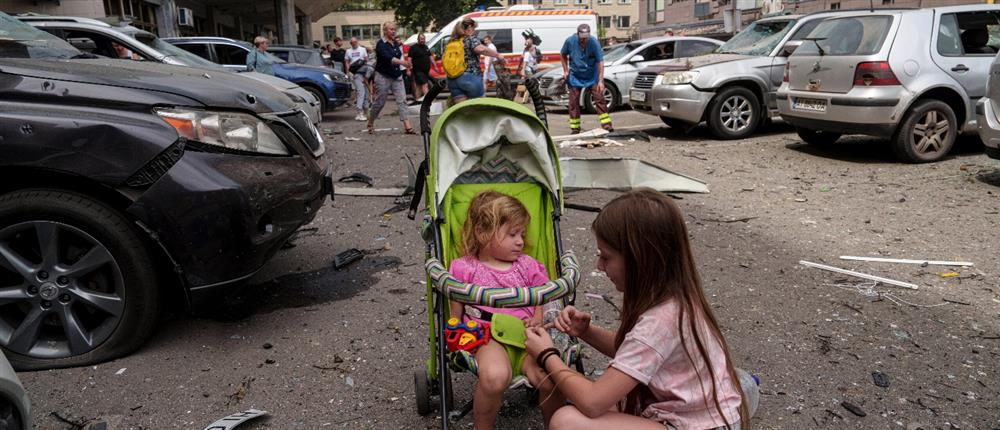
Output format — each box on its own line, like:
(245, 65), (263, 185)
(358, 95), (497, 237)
(262, 343), (273, 350)
(558, 138), (625, 149)
(942, 298), (971, 306)
(794, 198), (808, 203)
(560, 157), (709, 194)
(839, 256), (974, 267)
(681, 152), (709, 161)
(828, 282), (947, 308)
(840, 401), (866, 417)
(691, 215), (757, 224)
(115, 368), (127, 375)
(333, 249), (365, 270)
(345, 376), (355, 388)
(338, 173), (374, 187)
(819, 186), (832, 192)
(938, 272), (960, 278)
(264, 358), (275, 364)
(564, 202), (601, 212)
(382, 199), (410, 215)
(872, 371), (890, 388)
(344, 137), (361, 141)
(584, 292), (622, 314)
(51, 411), (89, 429)
(201, 409), (268, 430)
(227, 377), (254, 405)
(552, 128), (609, 141)
(334, 187), (408, 197)
(800, 260), (919, 290)
(604, 130), (651, 142)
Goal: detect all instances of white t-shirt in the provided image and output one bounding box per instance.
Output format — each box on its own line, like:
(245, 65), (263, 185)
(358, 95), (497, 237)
(345, 46), (368, 66)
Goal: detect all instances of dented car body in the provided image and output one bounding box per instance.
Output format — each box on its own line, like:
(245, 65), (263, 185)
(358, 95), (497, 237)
(0, 13), (330, 370)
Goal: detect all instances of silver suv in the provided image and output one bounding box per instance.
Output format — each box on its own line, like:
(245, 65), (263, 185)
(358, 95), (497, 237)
(629, 12), (837, 139)
(778, 5), (1000, 162)
(976, 51), (1000, 160)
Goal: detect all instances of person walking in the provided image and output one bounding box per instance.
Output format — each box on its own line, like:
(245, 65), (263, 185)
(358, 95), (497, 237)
(482, 35), (499, 91)
(560, 23), (613, 134)
(444, 18), (505, 104)
(345, 37), (371, 121)
(330, 38), (347, 72)
(368, 21), (415, 135)
(515, 32), (541, 102)
(246, 36), (276, 76)
(409, 33), (433, 101)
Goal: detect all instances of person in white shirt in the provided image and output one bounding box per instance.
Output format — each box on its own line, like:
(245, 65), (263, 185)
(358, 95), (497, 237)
(482, 35), (499, 90)
(345, 37), (371, 121)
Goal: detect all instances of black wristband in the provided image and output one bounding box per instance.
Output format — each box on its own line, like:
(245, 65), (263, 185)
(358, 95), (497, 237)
(536, 347), (560, 370)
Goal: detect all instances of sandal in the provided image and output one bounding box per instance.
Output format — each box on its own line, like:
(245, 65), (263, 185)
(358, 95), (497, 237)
(367, 121), (374, 134)
(404, 128), (417, 135)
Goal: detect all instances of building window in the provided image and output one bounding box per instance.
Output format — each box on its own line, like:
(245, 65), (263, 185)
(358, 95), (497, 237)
(554, 0), (567, 5)
(648, 0), (666, 24)
(342, 24), (381, 41)
(830, 2), (840, 9)
(599, 16), (612, 29)
(337, 0), (383, 10)
(599, 0), (612, 4)
(616, 16), (631, 28)
(323, 26), (337, 41)
(882, 0), (893, 4)
(619, 0), (632, 3)
(574, 0), (588, 4)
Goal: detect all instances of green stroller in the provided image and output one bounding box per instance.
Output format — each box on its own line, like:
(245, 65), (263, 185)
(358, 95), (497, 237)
(409, 80), (583, 429)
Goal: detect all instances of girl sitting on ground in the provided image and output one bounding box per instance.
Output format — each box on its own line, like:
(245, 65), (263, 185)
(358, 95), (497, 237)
(525, 188), (757, 429)
(449, 190), (549, 430)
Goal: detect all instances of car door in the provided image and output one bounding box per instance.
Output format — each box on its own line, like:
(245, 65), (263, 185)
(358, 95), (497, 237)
(618, 42), (676, 94)
(767, 17), (825, 107)
(931, 9), (1000, 113)
(172, 42), (214, 63)
(214, 43), (249, 71)
(676, 40), (720, 59)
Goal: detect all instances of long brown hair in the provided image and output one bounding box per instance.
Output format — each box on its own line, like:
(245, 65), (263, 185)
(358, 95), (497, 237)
(592, 188), (749, 429)
(460, 191), (529, 258)
(450, 18), (477, 41)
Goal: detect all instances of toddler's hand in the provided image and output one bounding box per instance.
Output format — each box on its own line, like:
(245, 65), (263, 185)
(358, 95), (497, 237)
(555, 306), (591, 337)
(525, 327), (554, 358)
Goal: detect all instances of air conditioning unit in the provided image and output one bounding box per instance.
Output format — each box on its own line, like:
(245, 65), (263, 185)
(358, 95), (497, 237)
(177, 7), (194, 27)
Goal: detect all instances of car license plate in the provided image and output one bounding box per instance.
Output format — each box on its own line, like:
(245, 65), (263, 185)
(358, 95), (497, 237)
(630, 90), (646, 102)
(793, 97), (828, 113)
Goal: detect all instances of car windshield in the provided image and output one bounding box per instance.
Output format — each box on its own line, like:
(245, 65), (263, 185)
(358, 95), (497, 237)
(717, 19), (795, 56)
(603, 43), (641, 63)
(794, 16), (894, 56)
(0, 13), (82, 59)
(133, 33), (228, 71)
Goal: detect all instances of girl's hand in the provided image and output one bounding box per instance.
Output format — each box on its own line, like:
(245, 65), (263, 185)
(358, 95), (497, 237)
(555, 306), (591, 337)
(525, 313), (544, 328)
(525, 326), (554, 358)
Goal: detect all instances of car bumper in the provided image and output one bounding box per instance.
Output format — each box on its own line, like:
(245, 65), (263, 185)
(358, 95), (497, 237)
(629, 83), (712, 124)
(286, 86), (323, 125)
(777, 86), (909, 138)
(326, 82), (351, 109)
(975, 97), (1000, 159)
(127, 149), (331, 312)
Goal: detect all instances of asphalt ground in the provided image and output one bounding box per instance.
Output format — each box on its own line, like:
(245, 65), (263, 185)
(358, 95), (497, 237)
(17, 98), (1000, 430)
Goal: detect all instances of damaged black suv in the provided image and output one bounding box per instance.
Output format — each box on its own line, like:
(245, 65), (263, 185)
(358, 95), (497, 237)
(0, 13), (331, 370)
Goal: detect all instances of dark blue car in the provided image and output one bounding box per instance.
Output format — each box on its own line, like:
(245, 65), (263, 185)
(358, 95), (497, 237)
(163, 36), (350, 111)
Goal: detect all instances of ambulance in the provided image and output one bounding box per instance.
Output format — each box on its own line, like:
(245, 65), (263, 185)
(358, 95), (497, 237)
(425, 5), (599, 79)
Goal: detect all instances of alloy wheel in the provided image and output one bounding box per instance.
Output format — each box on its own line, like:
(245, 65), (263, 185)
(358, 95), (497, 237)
(0, 221), (125, 359)
(911, 110), (951, 156)
(720, 95), (753, 133)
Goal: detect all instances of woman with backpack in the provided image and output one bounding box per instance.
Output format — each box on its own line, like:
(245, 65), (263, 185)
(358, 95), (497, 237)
(368, 21), (415, 135)
(443, 18), (505, 104)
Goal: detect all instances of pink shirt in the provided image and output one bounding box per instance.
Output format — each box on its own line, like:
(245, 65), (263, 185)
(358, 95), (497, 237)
(449, 254), (549, 323)
(610, 299), (742, 429)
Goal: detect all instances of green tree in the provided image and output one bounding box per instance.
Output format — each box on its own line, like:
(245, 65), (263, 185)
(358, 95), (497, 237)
(378, 0), (501, 31)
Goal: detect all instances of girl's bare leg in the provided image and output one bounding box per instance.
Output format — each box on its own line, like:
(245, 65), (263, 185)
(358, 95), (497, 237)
(473, 341), (512, 430)
(549, 406), (667, 430)
(522, 357), (564, 427)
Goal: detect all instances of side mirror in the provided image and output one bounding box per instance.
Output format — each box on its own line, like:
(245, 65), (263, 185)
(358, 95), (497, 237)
(781, 40), (803, 57)
(629, 55), (645, 63)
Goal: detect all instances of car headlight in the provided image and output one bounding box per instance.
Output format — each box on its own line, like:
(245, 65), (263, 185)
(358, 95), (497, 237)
(284, 91), (306, 104)
(155, 108), (289, 155)
(328, 73), (349, 83)
(659, 71), (699, 85)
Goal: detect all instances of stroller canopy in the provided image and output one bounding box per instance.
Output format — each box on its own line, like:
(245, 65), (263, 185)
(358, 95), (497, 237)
(429, 98), (562, 213)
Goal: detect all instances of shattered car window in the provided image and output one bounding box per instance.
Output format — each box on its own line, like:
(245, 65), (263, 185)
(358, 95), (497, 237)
(717, 19), (794, 56)
(0, 12), (81, 59)
(134, 33), (228, 71)
(603, 43), (641, 63)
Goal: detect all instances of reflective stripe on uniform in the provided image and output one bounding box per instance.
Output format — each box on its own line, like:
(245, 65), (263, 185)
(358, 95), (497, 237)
(569, 118), (581, 127)
(599, 113), (612, 124)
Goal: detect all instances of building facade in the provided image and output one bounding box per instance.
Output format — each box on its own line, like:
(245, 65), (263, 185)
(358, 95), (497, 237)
(505, 0), (641, 41)
(310, 1), (398, 47)
(638, 0), (983, 39)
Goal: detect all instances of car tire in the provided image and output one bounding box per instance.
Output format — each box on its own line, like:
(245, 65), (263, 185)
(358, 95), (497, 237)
(795, 127), (841, 145)
(0, 190), (159, 371)
(891, 100), (957, 163)
(707, 86), (761, 140)
(659, 116), (688, 130)
(584, 81), (619, 114)
(0, 396), (24, 430)
(303, 86), (326, 112)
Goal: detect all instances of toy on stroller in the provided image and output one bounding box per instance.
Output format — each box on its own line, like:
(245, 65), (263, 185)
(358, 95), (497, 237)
(409, 80), (583, 429)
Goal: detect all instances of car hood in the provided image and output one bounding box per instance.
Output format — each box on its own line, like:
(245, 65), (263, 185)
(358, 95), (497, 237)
(0, 58), (297, 114)
(242, 71), (299, 90)
(278, 62), (343, 77)
(641, 53), (753, 73)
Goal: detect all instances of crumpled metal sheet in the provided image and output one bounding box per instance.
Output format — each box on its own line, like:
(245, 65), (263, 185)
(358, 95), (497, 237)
(560, 157), (709, 193)
(202, 409), (268, 430)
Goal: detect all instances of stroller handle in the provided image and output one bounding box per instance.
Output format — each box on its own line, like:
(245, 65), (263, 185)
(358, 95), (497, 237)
(420, 79), (445, 135)
(425, 251), (581, 308)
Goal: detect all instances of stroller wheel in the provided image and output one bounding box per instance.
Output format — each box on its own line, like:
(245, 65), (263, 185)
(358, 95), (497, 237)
(414, 369), (432, 415)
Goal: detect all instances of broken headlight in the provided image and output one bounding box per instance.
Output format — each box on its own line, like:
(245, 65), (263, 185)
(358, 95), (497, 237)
(155, 108), (289, 155)
(658, 71), (699, 85)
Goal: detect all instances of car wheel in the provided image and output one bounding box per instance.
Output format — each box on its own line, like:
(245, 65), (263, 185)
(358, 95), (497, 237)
(0, 396), (24, 430)
(0, 190), (159, 371)
(584, 81), (619, 114)
(892, 100), (957, 163)
(659, 116), (688, 130)
(304, 86), (326, 112)
(707, 86), (761, 139)
(795, 128), (842, 145)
